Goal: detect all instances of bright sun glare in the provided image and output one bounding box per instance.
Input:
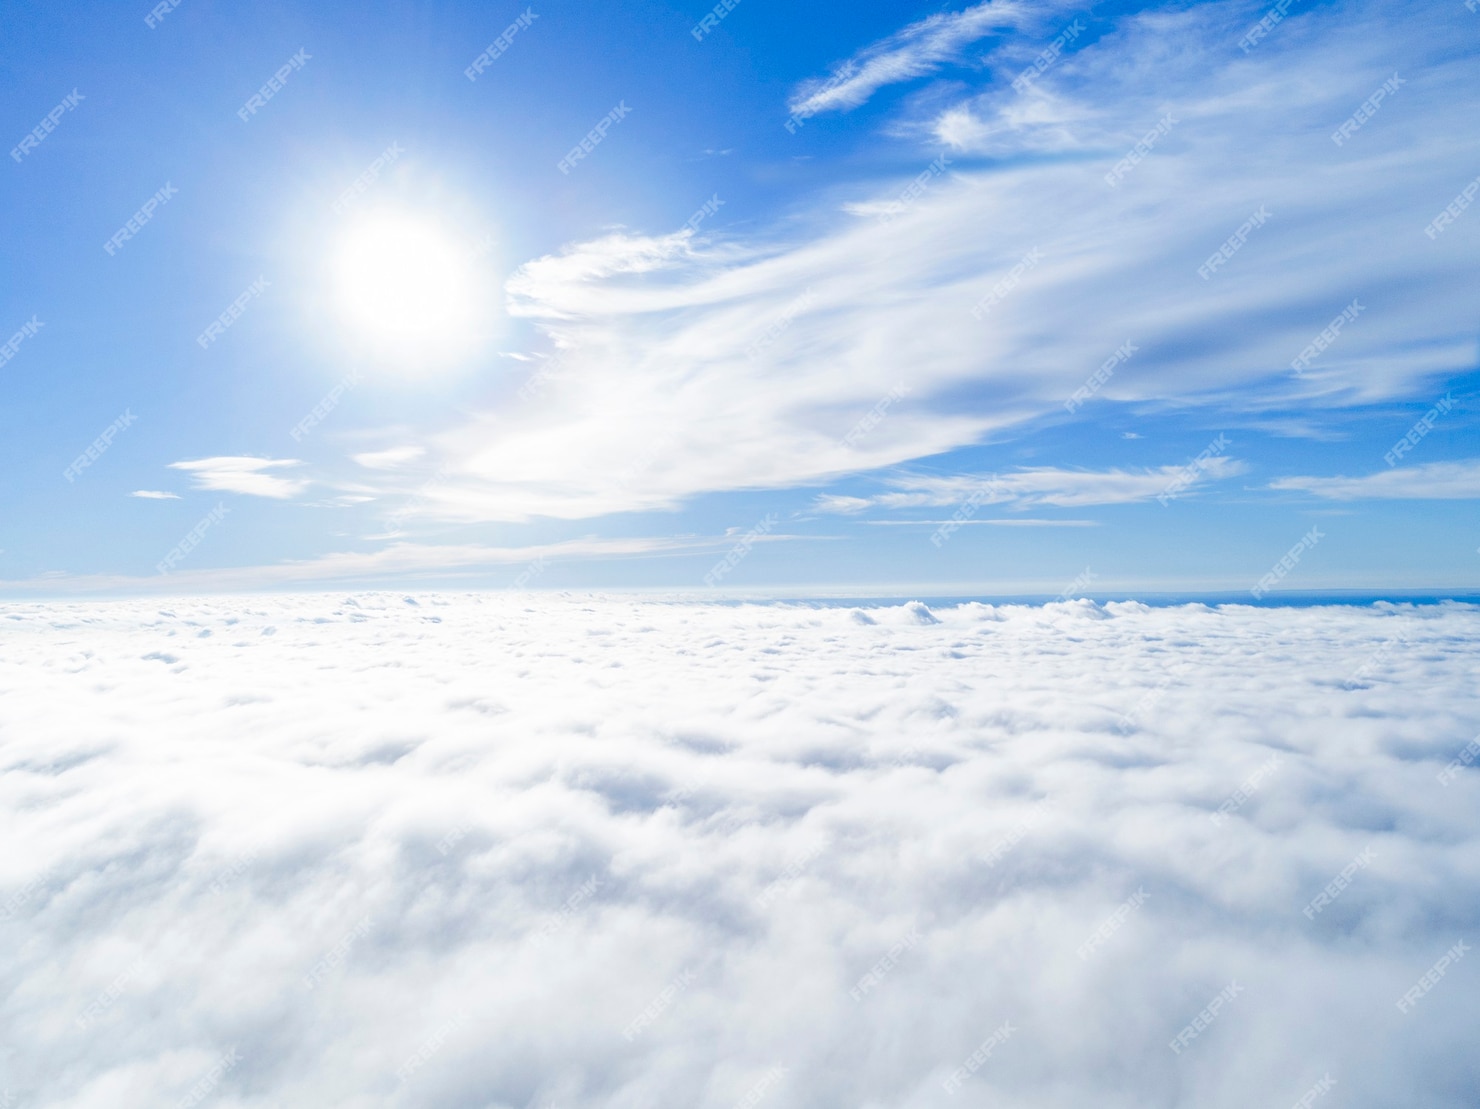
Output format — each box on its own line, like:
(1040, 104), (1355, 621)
(331, 211), (487, 366)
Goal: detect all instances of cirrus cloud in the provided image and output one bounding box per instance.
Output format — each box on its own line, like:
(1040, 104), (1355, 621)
(786, 0), (1067, 119)
(814, 457), (1248, 513)
(369, 0), (1479, 528)
(1271, 459), (1480, 500)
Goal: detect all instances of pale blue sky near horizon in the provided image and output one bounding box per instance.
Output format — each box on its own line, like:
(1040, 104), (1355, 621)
(1, 0), (1477, 597)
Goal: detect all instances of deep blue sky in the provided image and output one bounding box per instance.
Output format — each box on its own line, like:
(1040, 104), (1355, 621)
(1, 0), (1477, 595)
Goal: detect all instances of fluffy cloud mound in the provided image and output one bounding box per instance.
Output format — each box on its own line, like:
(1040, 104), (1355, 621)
(3, 596), (1478, 1106)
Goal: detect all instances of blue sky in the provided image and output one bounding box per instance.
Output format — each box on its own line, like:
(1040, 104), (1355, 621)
(1, 0), (1477, 595)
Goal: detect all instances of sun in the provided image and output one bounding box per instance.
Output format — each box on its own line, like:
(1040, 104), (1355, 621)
(330, 210), (489, 367)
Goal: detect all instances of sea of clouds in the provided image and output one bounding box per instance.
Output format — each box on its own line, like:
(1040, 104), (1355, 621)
(2, 595), (1477, 1107)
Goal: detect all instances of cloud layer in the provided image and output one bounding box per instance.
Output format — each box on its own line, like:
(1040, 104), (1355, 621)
(3, 596), (1478, 1106)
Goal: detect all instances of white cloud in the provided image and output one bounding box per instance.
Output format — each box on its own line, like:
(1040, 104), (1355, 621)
(168, 457), (309, 500)
(817, 457), (1246, 513)
(505, 231), (698, 318)
(2, 596), (1477, 1104)
(812, 494), (876, 516)
(786, 0), (1060, 119)
(129, 490), (180, 500)
(1271, 459), (1480, 500)
(927, 87), (1093, 156)
(366, 0), (1476, 527)
(352, 446), (427, 471)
